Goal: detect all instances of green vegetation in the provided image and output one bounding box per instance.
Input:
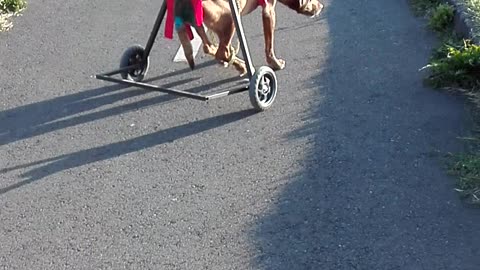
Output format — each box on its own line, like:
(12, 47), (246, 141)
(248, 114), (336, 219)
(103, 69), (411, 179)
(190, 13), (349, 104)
(424, 39), (480, 91)
(449, 153), (480, 204)
(1, 0), (26, 13)
(412, 0), (480, 204)
(0, 0), (26, 32)
(428, 3), (455, 32)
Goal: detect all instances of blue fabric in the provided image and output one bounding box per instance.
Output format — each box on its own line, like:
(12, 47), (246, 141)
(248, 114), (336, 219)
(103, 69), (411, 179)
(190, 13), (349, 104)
(174, 16), (184, 30)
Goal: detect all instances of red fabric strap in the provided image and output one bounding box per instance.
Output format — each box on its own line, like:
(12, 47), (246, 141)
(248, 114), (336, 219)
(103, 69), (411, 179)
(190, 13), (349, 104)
(257, 0), (267, 7)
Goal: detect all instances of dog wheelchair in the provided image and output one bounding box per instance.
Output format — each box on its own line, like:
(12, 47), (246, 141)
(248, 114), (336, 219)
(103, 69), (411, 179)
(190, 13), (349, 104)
(95, 0), (278, 111)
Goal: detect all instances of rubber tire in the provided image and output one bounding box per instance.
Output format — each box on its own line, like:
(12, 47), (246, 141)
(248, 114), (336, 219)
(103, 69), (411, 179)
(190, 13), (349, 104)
(249, 66), (278, 111)
(119, 45), (150, 82)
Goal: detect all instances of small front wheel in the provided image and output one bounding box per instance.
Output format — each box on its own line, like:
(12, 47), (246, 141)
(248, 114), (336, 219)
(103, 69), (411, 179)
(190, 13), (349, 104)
(249, 66), (278, 111)
(119, 45), (150, 82)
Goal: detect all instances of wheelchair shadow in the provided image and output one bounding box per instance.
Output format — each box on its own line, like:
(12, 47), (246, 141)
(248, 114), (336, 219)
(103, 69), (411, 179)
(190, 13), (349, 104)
(0, 109), (256, 195)
(0, 60), (242, 147)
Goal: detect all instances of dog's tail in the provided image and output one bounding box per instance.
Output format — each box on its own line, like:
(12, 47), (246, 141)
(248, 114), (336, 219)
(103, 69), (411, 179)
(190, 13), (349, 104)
(177, 27), (195, 70)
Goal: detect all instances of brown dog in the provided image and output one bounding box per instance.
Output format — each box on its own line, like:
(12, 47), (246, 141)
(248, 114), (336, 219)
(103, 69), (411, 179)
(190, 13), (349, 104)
(175, 0), (324, 75)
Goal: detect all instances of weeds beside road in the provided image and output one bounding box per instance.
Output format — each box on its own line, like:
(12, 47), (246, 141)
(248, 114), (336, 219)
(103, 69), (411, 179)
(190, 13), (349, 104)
(0, 0), (26, 32)
(411, 0), (480, 204)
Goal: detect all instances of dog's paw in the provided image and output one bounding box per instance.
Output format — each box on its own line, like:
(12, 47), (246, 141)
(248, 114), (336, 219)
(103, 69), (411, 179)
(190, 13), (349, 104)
(237, 67), (248, 77)
(239, 70), (247, 77)
(267, 57), (286, 71)
(203, 44), (218, 56)
(234, 62), (247, 77)
(187, 58), (195, 70)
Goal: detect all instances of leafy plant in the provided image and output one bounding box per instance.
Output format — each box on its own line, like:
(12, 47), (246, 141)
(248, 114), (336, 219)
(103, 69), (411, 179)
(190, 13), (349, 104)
(428, 3), (455, 32)
(0, 0), (26, 32)
(423, 39), (480, 91)
(0, 0), (26, 13)
(431, 34), (464, 59)
(412, 0), (480, 204)
(449, 153), (480, 204)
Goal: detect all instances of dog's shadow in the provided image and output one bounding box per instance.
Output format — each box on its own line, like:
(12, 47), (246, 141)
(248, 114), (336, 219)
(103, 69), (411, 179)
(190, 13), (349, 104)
(0, 60), (243, 147)
(0, 108), (256, 195)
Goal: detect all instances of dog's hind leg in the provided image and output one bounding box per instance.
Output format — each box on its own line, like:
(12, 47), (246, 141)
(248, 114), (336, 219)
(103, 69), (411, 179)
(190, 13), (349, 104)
(177, 26), (196, 70)
(215, 19), (247, 76)
(218, 33), (248, 76)
(202, 1), (247, 76)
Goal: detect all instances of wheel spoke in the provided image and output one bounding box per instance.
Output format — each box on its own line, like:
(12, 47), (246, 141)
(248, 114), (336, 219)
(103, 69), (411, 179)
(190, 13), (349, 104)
(266, 89), (273, 101)
(258, 91), (265, 102)
(249, 67), (277, 110)
(263, 77), (270, 86)
(258, 76), (273, 104)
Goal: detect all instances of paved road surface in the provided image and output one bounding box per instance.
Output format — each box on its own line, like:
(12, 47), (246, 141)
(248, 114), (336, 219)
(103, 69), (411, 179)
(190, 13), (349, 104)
(1, 0), (479, 269)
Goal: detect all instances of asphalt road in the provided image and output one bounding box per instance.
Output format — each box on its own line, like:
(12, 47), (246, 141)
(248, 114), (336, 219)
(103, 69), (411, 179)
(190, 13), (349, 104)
(1, 0), (480, 269)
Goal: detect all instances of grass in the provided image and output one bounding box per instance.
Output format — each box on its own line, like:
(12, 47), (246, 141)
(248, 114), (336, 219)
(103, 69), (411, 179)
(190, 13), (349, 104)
(449, 153), (480, 204)
(423, 39), (480, 93)
(421, 3), (480, 97)
(428, 3), (455, 32)
(412, 0), (480, 205)
(0, 0), (26, 32)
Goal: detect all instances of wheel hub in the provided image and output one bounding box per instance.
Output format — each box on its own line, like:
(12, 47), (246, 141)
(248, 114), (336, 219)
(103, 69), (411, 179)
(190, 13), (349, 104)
(259, 76), (271, 95)
(129, 54), (144, 75)
(129, 54), (142, 65)
(120, 45), (149, 82)
(249, 66), (277, 111)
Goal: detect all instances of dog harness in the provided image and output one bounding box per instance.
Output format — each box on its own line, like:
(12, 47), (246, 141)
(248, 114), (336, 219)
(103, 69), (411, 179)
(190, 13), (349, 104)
(164, 0), (267, 40)
(165, 0), (203, 40)
(257, 0), (267, 7)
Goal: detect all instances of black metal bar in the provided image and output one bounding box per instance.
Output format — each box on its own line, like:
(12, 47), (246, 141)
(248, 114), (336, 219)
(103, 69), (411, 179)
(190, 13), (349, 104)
(96, 75), (208, 101)
(205, 85), (249, 100)
(143, 0), (168, 60)
(228, 0), (255, 79)
(97, 64), (141, 77)
(94, 0), (254, 103)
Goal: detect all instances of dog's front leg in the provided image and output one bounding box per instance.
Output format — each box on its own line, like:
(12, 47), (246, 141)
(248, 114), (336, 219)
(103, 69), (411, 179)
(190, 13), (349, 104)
(262, 0), (285, 70)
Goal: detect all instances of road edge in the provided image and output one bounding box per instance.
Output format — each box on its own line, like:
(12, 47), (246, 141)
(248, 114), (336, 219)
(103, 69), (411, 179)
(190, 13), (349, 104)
(445, 0), (479, 43)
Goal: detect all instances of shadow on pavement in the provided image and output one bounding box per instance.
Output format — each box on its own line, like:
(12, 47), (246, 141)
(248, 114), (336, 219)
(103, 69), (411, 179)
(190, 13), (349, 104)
(1, 109), (256, 195)
(251, 0), (480, 269)
(0, 60), (241, 146)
